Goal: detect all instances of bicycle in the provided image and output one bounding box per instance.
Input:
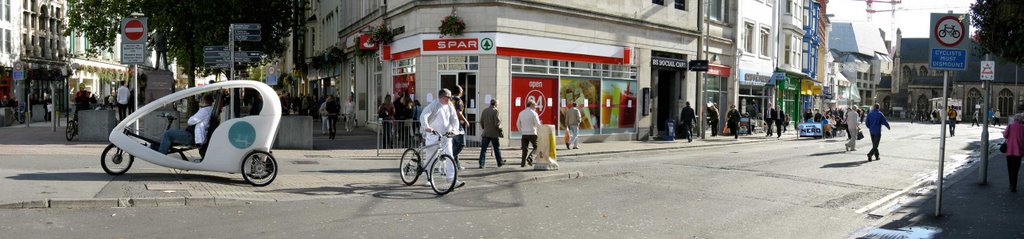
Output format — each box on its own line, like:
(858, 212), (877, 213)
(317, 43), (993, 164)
(14, 103), (25, 124)
(939, 24), (960, 38)
(399, 131), (462, 195)
(66, 111), (79, 141)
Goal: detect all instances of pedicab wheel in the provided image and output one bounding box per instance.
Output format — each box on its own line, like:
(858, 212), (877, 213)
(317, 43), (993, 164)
(429, 154), (458, 195)
(101, 143), (134, 175)
(399, 148), (422, 186)
(242, 151), (277, 187)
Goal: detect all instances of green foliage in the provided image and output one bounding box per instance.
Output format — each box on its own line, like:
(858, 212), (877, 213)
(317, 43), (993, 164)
(971, 0), (1024, 63)
(66, 0), (295, 73)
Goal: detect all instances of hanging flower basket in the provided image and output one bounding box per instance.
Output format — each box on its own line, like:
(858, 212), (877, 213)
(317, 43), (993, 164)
(438, 14), (466, 37)
(369, 24), (393, 45)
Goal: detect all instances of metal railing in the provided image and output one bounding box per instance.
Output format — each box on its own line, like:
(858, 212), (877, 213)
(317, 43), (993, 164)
(376, 119), (482, 156)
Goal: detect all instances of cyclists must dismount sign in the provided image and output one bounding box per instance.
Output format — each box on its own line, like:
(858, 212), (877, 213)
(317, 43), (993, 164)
(929, 13), (969, 71)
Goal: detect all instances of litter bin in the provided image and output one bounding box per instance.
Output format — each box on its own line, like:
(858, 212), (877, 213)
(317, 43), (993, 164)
(663, 119), (676, 141)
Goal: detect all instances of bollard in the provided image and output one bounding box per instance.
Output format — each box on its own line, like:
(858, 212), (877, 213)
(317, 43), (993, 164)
(532, 124), (559, 171)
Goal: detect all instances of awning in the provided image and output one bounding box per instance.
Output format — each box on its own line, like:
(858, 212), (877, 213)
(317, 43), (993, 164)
(834, 72), (850, 87)
(801, 80), (823, 95)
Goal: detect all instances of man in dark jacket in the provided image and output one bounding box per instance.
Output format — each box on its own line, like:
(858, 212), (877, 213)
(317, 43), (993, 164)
(727, 105), (741, 139)
(479, 99), (504, 168)
(680, 102), (696, 142)
(765, 104), (777, 137)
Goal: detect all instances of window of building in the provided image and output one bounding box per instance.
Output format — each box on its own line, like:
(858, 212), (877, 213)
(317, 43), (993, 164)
(791, 36), (801, 67)
(786, 0), (793, 14)
(784, 34), (792, 65)
(675, 0), (685, 10)
(999, 89), (1014, 116)
(4, 29), (9, 54)
(744, 22), (754, 54)
(438, 55), (478, 71)
(760, 28), (770, 57)
(653, 0), (664, 5)
(710, 0), (726, 22)
(919, 66), (927, 76)
(4, 0), (9, 22)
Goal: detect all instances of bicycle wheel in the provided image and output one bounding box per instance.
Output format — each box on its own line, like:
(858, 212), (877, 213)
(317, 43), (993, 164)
(101, 144), (134, 175)
(429, 154), (458, 195)
(65, 121), (77, 141)
(399, 148), (422, 186)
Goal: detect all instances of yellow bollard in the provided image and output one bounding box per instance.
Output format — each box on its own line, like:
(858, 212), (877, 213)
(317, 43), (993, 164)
(533, 124), (559, 170)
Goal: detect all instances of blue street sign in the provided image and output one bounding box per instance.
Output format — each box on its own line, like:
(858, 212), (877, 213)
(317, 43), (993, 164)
(929, 48), (967, 71)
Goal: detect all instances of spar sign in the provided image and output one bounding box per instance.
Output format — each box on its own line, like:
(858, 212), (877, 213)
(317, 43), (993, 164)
(929, 13), (969, 71)
(421, 34), (496, 55)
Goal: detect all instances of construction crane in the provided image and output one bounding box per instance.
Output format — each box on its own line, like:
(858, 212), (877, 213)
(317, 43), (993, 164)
(852, 0), (903, 21)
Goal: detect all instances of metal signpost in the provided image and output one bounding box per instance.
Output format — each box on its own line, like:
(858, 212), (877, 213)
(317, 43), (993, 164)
(121, 18), (147, 133)
(928, 12), (969, 216)
(980, 59), (994, 185)
(214, 23), (262, 118)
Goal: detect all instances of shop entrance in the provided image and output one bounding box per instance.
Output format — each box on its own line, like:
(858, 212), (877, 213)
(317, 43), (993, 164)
(655, 69), (683, 135)
(440, 72), (478, 136)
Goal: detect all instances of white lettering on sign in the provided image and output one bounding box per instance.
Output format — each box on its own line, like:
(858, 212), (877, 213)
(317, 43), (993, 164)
(437, 40), (478, 49)
(529, 81), (543, 88)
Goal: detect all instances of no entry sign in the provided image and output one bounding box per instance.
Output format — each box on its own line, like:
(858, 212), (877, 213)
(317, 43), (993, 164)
(121, 18), (147, 64)
(120, 18), (147, 44)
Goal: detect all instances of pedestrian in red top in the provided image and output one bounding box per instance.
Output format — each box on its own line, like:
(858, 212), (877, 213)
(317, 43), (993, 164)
(1002, 113), (1024, 192)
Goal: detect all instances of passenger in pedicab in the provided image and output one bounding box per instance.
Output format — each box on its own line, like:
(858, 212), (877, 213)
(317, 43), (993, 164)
(152, 94), (215, 154)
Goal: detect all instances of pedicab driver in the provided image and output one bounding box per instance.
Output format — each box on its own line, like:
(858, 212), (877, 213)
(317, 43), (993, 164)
(418, 89), (466, 188)
(154, 94), (214, 154)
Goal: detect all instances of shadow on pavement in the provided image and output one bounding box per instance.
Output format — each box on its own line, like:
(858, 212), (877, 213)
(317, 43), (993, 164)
(304, 168), (395, 174)
(858, 144), (1024, 238)
(809, 151), (848, 157)
(820, 160), (869, 168)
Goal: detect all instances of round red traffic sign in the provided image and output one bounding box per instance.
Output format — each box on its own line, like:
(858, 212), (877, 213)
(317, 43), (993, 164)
(933, 16), (965, 47)
(124, 19), (144, 41)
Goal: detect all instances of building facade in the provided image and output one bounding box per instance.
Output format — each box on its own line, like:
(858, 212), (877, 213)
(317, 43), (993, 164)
(323, 0), (721, 144)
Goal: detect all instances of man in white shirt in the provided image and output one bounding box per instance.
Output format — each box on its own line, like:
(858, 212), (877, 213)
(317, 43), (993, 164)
(344, 95), (355, 132)
(117, 81), (131, 121)
(154, 95), (214, 155)
(517, 100), (542, 167)
(418, 89), (465, 188)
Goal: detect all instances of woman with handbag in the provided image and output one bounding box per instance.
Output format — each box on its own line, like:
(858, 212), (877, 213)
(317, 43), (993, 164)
(845, 106), (861, 151)
(1002, 113), (1024, 192)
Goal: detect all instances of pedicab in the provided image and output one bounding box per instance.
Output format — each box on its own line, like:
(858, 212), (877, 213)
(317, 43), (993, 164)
(100, 81), (282, 186)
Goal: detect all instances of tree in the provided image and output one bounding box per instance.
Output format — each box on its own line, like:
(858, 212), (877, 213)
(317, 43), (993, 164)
(971, 0), (1024, 63)
(66, 0), (295, 111)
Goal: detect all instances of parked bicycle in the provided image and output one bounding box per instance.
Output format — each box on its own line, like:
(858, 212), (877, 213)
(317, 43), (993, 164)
(14, 103), (25, 124)
(399, 131), (462, 195)
(65, 112), (79, 141)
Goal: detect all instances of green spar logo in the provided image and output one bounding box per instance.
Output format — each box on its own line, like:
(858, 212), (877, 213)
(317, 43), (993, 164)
(481, 38), (494, 51)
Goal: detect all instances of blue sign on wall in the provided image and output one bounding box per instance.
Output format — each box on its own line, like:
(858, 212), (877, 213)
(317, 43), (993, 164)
(929, 48), (967, 71)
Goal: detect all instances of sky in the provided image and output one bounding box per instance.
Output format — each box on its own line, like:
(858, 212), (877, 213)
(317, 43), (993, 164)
(826, 0), (975, 39)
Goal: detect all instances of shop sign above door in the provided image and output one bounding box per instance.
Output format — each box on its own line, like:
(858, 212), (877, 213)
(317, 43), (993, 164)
(651, 57), (687, 69)
(421, 34), (497, 55)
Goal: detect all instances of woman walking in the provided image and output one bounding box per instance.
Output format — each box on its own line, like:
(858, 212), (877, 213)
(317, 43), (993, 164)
(845, 106), (861, 151)
(1002, 113), (1024, 192)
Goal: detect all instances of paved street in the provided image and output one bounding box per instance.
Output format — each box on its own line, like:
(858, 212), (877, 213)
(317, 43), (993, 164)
(0, 122), (1006, 238)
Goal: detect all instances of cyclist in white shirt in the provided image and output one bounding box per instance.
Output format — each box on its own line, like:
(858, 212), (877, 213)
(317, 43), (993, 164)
(418, 89), (466, 188)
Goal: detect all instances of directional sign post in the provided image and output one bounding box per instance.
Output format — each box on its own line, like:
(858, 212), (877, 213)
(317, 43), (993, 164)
(929, 12), (969, 217)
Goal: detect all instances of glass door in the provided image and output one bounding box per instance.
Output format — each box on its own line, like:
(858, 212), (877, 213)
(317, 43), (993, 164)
(440, 73), (478, 136)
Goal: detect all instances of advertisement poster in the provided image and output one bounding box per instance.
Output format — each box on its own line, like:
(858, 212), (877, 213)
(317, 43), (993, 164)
(600, 79), (637, 133)
(511, 76), (558, 133)
(560, 77), (601, 133)
(393, 75), (415, 97)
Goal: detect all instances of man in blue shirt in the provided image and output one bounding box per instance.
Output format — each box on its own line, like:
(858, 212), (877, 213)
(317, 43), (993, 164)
(865, 103), (891, 161)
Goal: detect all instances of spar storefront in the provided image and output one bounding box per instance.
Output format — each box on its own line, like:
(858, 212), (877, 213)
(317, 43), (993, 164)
(383, 32), (637, 142)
